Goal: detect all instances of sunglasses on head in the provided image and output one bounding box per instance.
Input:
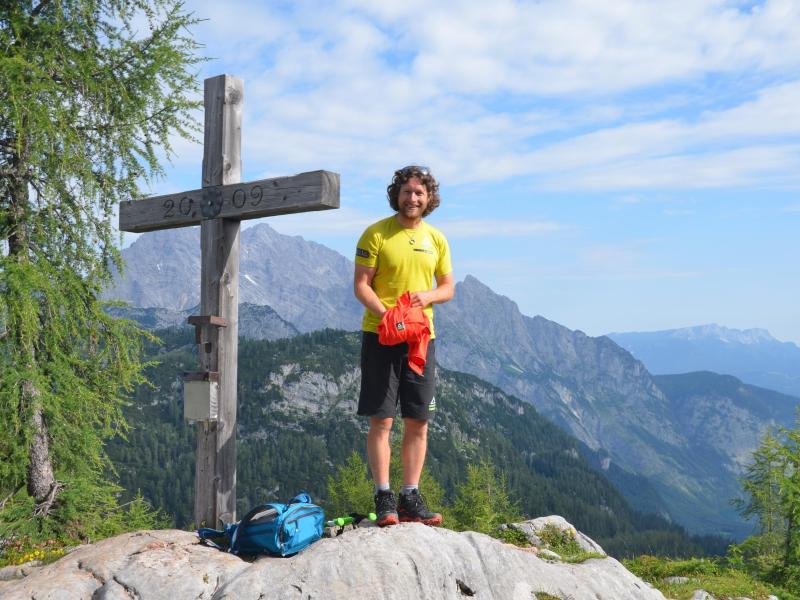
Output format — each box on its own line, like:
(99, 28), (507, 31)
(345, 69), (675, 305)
(397, 165), (430, 177)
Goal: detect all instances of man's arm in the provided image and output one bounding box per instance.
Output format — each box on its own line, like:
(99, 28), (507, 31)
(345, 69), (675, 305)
(410, 272), (454, 308)
(354, 263), (387, 316)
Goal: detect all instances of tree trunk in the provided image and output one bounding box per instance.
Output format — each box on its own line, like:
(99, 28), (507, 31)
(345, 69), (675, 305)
(25, 381), (56, 501)
(7, 143), (58, 510)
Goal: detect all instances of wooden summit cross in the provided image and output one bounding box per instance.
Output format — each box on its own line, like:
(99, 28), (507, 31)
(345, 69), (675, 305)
(118, 74), (339, 528)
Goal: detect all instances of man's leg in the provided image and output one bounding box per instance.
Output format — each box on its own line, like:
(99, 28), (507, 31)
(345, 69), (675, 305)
(396, 338), (441, 525)
(358, 332), (402, 526)
(398, 417), (442, 525)
(367, 416), (393, 486)
(401, 417), (427, 487)
(367, 416), (398, 526)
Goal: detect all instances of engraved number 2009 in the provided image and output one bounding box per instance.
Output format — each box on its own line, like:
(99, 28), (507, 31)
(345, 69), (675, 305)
(162, 198), (175, 217)
(232, 185), (264, 209)
(162, 197), (194, 218)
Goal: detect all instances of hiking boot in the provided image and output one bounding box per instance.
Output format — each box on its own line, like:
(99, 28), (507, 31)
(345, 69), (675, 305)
(374, 489), (399, 527)
(398, 489), (442, 526)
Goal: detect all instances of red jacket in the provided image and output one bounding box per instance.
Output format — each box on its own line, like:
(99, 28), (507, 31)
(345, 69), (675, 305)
(377, 291), (431, 376)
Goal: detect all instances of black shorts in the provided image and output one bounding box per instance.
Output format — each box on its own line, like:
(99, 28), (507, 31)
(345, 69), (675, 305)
(357, 332), (437, 420)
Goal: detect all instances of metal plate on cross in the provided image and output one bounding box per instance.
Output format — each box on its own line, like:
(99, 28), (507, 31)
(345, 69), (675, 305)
(201, 186), (224, 218)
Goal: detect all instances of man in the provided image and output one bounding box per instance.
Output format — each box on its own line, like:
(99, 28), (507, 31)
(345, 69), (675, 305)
(353, 165), (454, 527)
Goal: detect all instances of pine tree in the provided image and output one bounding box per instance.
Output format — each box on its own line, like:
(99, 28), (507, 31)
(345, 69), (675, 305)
(735, 416), (800, 586)
(777, 424), (800, 586)
(326, 452), (374, 517)
(735, 432), (785, 541)
(450, 458), (522, 535)
(0, 0), (201, 539)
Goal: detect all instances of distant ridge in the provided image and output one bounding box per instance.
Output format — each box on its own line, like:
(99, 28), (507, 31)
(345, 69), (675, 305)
(608, 325), (800, 398)
(610, 323), (777, 345)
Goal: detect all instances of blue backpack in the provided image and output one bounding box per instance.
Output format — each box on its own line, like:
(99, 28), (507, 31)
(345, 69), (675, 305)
(198, 492), (325, 557)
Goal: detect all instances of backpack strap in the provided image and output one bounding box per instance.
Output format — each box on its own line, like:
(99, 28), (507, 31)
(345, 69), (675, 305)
(197, 526), (230, 551)
(289, 491), (312, 505)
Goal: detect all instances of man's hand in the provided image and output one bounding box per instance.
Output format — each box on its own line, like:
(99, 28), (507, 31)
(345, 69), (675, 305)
(410, 273), (455, 308)
(409, 290), (434, 308)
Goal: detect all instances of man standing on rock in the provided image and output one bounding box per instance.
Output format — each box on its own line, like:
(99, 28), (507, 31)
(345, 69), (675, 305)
(353, 165), (454, 527)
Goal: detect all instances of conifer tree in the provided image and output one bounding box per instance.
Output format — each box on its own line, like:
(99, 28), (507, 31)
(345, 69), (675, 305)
(326, 452), (374, 517)
(450, 458), (522, 535)
(736, 417), (800, 586)
(735, 432), (785, 542)
(0, 0), (201, 538)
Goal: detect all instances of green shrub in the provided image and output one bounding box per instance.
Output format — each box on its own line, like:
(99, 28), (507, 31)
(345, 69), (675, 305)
(326, 451), (374, 517)
(0, 490), (166, 567)
(624, 554), (797, 600)
(450, 458), (522, 536)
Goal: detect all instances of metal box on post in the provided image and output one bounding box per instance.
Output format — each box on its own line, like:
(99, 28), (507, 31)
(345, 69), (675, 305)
(183, 371), (219, 421)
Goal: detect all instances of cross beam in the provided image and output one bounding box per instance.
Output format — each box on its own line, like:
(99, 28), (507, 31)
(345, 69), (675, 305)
(119, 170), (339, 233)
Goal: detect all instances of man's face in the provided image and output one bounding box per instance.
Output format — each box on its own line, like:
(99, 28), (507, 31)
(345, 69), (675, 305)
(397, 176), (429, 221)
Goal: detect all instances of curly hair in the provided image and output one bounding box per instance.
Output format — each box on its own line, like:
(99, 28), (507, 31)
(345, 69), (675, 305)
(386, 166), (441, 217)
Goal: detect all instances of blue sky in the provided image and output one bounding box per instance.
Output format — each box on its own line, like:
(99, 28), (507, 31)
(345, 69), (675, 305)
(126, 0), (800, 343)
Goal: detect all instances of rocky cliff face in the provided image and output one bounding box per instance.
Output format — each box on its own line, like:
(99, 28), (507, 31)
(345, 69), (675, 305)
(0, 520), (665, 600)
(437, 276), (680, 464)
(106, 224), (362, 332)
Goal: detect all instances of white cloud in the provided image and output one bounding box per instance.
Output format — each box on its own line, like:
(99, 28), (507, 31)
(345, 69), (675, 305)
(157, 1), (800, 194)
(486, 81), (800, 190)
(439, 219), (563, 238)
(254, 205), (377, 238)
(544, 144), (800, 190)
(347, 0), (800, 95)
(611, 195), (644, 209)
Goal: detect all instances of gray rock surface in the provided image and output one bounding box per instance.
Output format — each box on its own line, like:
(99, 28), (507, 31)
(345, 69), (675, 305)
(0, 523), (665, 600)
(511, 515), (607, 555)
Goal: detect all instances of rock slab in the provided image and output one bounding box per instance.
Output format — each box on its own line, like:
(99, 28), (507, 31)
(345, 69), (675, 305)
(0, 524), (666, 600)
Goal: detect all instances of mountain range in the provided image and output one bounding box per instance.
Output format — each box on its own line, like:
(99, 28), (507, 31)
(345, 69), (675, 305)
(110, 225), (361, 332)
(608, 325), (800, 398)
(105, 223), (800, 539)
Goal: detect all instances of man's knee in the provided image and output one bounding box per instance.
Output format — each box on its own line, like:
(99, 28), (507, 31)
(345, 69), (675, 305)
(369, 417), (394, 436)
(403, 418), (428, 439)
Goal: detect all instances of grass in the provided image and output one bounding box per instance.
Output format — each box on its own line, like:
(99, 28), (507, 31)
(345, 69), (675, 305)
(523, 523), (607, 564)
(0, 537), (68, 568)
(624, 555), (799, 600)
(494, 522), (605, 565)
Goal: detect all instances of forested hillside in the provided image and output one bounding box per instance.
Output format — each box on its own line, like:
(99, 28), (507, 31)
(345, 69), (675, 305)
(107, 328), (727, 557)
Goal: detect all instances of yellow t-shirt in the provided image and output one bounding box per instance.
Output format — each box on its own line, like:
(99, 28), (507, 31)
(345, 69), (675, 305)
(355, 216), (452, 337)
